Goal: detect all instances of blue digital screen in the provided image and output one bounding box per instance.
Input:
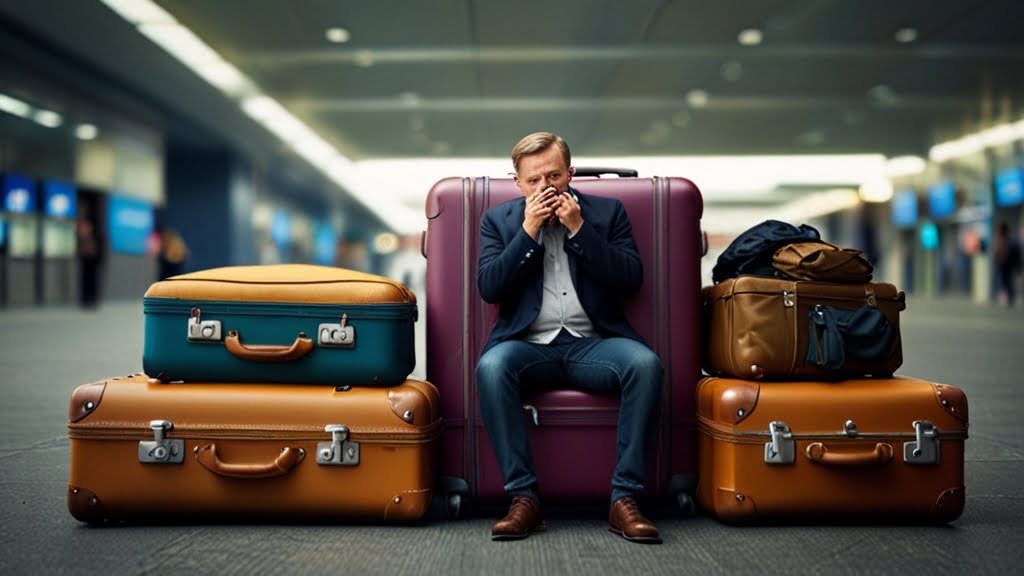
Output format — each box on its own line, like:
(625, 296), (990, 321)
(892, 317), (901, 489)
(2, 173), (37, 214)
(891, 189), (918, 228)
(920, 221), (939, 251)
(271, 210), (291, 246)
(928, 181), (956, 218)
(995, 167), (1023, 207)
(107, 195), (154, 255)
(314, 223), (337, 265)
(43, 180), (77, 218)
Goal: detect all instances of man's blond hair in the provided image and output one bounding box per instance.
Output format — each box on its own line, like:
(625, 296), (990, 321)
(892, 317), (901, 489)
(511, 132), (571, 174)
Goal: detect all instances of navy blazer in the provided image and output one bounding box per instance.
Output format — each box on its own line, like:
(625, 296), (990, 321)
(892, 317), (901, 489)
(477, 187), (645, 354)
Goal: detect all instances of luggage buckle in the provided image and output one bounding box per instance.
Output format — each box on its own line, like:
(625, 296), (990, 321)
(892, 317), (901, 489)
(904, 420), (939, 465)
(138, 420), (184, 464)
(187, 308), (222, 342)
(317, 424), (360, 466)
(782, 291), (794, 308)
(318, 314), (356, 348)
(764, 421), (795, 465)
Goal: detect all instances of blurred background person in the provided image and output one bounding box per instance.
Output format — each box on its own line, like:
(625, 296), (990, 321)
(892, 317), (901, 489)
(75, 202), (103, 309)
(994, 220), (1022, 307)
(159, 227), (190, 279)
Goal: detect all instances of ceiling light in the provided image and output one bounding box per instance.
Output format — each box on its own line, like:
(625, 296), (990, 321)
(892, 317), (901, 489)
(859, 178), (894, 203)
(737, 28), (763, 46)
(139, 23), (253, 96)
(930, 119), (1024, 162)
(99, 0), (175, 25)
(884, 155), (926, 178)
(399, 92), (422, 107)
(0, 93), (32, 118)
(894, 27), (918, 43)
(686, 90), (709, 108)
(33, 109), (63, 128)
(325, 27), (351, 44)
(75, 123), (99, 140)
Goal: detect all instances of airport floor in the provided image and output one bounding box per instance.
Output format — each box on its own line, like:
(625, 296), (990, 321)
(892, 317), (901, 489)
(0, 296), (1021, 575)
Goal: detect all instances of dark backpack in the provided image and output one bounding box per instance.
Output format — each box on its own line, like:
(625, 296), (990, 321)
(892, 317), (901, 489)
(712, 220), (821, 283)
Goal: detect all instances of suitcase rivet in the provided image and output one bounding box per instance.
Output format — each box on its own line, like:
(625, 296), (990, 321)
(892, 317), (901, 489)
(193, 446), (199, 454)
(347, 448), (356, 458)
(735, 494), (745, 502)
(88, 497), (97, 506)
(736, 409), (745, 417)
(85, 401), (95, 411)
(72, 488), (79, 495)
(403, 410), (414, 422)
(170, 443), (180, 456)
(941, 400), (948, 406)
(394, 497), (401, 504)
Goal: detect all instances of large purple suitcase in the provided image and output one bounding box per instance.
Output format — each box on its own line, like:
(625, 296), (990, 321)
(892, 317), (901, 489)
(423, 172), (704, 513)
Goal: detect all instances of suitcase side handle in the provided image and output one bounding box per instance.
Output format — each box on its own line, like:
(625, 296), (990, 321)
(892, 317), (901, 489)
(804, 442), (894, 467)
(224, 330), (314, 362)
(194, 444), (305, 479)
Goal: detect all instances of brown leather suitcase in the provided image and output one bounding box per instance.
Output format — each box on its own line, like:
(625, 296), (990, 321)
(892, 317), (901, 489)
(696, 376), (968, 523)
(704, 275), (905, 380)
(67, 375), (440, 523)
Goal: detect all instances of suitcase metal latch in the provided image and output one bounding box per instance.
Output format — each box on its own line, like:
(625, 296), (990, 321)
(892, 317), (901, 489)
(318, 314), (355, 348)
(904, 420), (939, 465)
(187, 308), (222, 342)
(764, 421), (795, 465)
(317, 424), (360, 466)
(138, 420), (184, 464)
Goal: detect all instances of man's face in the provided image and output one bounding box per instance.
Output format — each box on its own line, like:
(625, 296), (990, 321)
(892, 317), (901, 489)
(514, 145), (574, 198)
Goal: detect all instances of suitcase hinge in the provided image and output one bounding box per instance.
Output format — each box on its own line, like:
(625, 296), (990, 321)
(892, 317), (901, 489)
(764, 421), (795, 465)
(187, 308), (222, 342)
(318, 314), (356, 348)
(782, 290), (794, 307)
(317, 425), (360, 466)
(904, 420), (940, 465)
(138, 420), (185, 464)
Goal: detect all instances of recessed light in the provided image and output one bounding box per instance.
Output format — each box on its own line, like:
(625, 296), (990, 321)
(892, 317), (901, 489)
(325, 27), (351, 44)
(894, 27), (917, 43)
(33, 109), (63, 128)
(686, 90), (709, 108)
(737, 28), (763, 46)
(75, 123), (99, 140)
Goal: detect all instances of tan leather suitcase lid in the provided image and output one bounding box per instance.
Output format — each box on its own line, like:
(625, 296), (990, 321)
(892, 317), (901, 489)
(68, 374), (440, 438)
(696, 376), (967, 437)
(144, 264), (415, 304)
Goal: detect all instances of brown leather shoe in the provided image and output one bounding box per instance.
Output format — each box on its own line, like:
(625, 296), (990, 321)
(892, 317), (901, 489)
(491, 496), (546, 541)
(608, 496), (662, 544)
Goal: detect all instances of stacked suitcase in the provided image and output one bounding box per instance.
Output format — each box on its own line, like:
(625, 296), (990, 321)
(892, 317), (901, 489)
(67, 264), (441, 523)
(423, 171), (706, 513)
(697, 227), (969, 523)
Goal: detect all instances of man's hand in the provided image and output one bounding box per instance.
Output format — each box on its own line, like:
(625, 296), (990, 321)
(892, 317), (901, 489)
(522, 187), (559, 240)
(555, 192), (583, 236)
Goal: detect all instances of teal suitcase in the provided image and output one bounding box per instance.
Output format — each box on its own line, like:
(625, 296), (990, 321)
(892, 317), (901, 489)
(143, 265), (417, 386)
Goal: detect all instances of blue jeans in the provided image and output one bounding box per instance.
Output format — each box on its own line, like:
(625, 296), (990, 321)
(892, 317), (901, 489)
(476, 330), (663, 503)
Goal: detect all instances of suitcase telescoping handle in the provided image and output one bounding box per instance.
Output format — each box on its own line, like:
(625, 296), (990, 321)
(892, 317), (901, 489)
(193, 444), (305, 479)
(804, 442), (894, 467)
(224, 330), (314, 362)
(573, 167), (639, 178)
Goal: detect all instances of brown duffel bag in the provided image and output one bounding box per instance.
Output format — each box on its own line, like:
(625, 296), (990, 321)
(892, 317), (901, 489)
(703, 275), (905, 380)
(772, 241), (873, 283)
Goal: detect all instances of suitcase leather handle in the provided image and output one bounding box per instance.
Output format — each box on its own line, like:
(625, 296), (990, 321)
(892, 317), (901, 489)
(224, 331), (313, 362)
(194, 444), (305, 479)
(804, 442), (893, 467)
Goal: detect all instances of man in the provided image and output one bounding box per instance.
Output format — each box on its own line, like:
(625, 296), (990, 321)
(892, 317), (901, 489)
(476, 132), (664, 544)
